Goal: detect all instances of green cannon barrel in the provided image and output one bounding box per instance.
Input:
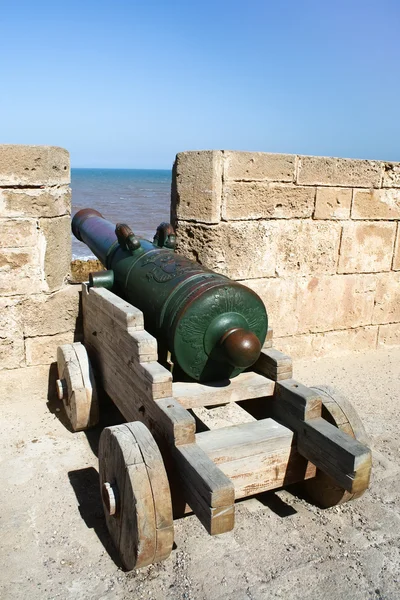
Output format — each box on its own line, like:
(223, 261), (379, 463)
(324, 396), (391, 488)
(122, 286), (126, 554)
(72, 209), (268, 382)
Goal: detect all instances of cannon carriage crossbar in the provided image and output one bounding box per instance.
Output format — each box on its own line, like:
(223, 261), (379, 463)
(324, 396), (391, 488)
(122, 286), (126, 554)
(57, 209), (372, 570)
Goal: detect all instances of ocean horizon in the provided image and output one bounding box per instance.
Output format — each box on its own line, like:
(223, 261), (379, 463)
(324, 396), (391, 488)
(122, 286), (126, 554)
(71, 168), (172, 259)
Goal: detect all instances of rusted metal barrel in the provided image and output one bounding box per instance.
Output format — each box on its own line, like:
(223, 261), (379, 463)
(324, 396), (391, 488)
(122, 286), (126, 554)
(72, 209), (268, 382)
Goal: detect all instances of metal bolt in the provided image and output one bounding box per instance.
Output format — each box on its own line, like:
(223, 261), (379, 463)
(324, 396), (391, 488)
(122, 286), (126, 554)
(56, 378), (67, 401)
(102, 482), (119, 516)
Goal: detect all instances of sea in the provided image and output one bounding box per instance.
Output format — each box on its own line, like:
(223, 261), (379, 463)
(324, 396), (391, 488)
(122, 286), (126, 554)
(71, 168), (172, 259)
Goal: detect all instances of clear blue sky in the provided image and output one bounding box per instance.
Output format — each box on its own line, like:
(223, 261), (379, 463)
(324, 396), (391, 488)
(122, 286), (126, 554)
(1, 0), (399, 168)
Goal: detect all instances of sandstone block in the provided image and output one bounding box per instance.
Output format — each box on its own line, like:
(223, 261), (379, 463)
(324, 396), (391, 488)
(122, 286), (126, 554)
(311, 326), (378, 358)
(175, 221), (277, 280)
(296, 274), (376, 334)
(0, 364), (52, 403)
(171, 151), (222, 224)
(177, 219), (340, 281)
(275, 326), (378, 360)
(223, 152), (295, 182)
(241, 277), (298, 338)
(0, 219), (38, 248)
(274, 334), (314, 360)
(222, 183), (315, 220)
(0, 145), (70, 186)
(382, 162), (400, 188)
(297, 155), (382, 188)
(0, 296), (25, 369)
(274, 220), (341, 277)
(352, 188), (400, 220)
(0, 186), (71, 218)
(314, 187), (352, 219)
(25, 331), (76, 366)
(22, 285), (81, 337)
(39, 215), (72, 292)
(224, 274), (376, 341)
(338, 222), (396, 273)
(393, 226), (400, 270)
(377, 323), (400, 347)
(0, 247), (44, 296)
(372, 272), (400, 325)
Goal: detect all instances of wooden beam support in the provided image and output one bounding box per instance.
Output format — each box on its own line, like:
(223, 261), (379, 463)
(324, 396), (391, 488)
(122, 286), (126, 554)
(196, 419), (315, 500)
(174, 443), (235, 535)
(173, 371), (275, 409)
(254, 348), (293, 381)
(272, 379), (322, 425)
(271, 380), (371, 495)
(298, 418), (371, 494)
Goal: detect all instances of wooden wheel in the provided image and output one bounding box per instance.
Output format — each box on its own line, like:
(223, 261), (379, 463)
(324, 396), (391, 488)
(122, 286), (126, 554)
(56, 342), (99, 432)
(301, 385), (371, 508)
(99, 421), (174, 570)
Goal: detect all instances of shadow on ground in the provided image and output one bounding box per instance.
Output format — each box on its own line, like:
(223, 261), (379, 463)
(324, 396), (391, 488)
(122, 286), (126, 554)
(68, 466), (123, 568)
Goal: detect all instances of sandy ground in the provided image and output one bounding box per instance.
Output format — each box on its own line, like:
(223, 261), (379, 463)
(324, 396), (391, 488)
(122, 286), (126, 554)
(1, 348), (399, 600)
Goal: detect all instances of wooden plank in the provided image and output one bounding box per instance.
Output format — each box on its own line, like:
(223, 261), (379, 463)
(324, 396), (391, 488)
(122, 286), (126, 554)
(271, 380), (370, 494)
(255, 348), (293, 381)
(173, 443), (235, 535)
(196, 419), (294, 462)
(271, 379), (322, 425)
(156, 398), (196, 445)
(83, 294), (193, 446)
(258, 348), (292, 370)
(142, 361), (172, 389)
(84, 299), (158, 363)
(274, 370), (294, 381)
(191, 403), (256, 431)
(172, 371), (275, 409)
(184, 496), (234, 536)
(219, 448), (316, 499)
(85, 285), (144, 330)
(175, 444), (235, 508)
(83, 301), (172, 400)
(84, 329), (164, 403)
(298, 418), (371, 494)
(196, 419), (316, 499)
(207, 505), (235, 536)
(86, 340), (192, 446)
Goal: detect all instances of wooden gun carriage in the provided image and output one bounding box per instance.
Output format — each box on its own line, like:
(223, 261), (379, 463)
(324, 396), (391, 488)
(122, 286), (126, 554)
(57, 283), (372, 571)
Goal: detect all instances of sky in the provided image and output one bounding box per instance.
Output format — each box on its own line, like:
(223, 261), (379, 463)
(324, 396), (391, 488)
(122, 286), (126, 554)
(0, 0), (399, 169)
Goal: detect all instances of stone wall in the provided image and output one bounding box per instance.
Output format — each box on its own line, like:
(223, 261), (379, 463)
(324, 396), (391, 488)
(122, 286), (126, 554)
(172, 151), (400, 359)
(0, 145), (80, 399)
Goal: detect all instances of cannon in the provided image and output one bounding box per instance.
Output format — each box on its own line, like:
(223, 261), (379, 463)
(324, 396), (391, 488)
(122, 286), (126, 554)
(72, 209), (267, 382)
(57, 210), (372, 570)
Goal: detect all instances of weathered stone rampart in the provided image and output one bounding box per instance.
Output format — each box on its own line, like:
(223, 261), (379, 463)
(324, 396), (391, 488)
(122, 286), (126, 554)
(172, 151), (400, 358)
(2, 145), (398, 395)
(0, 145), (80, 398)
